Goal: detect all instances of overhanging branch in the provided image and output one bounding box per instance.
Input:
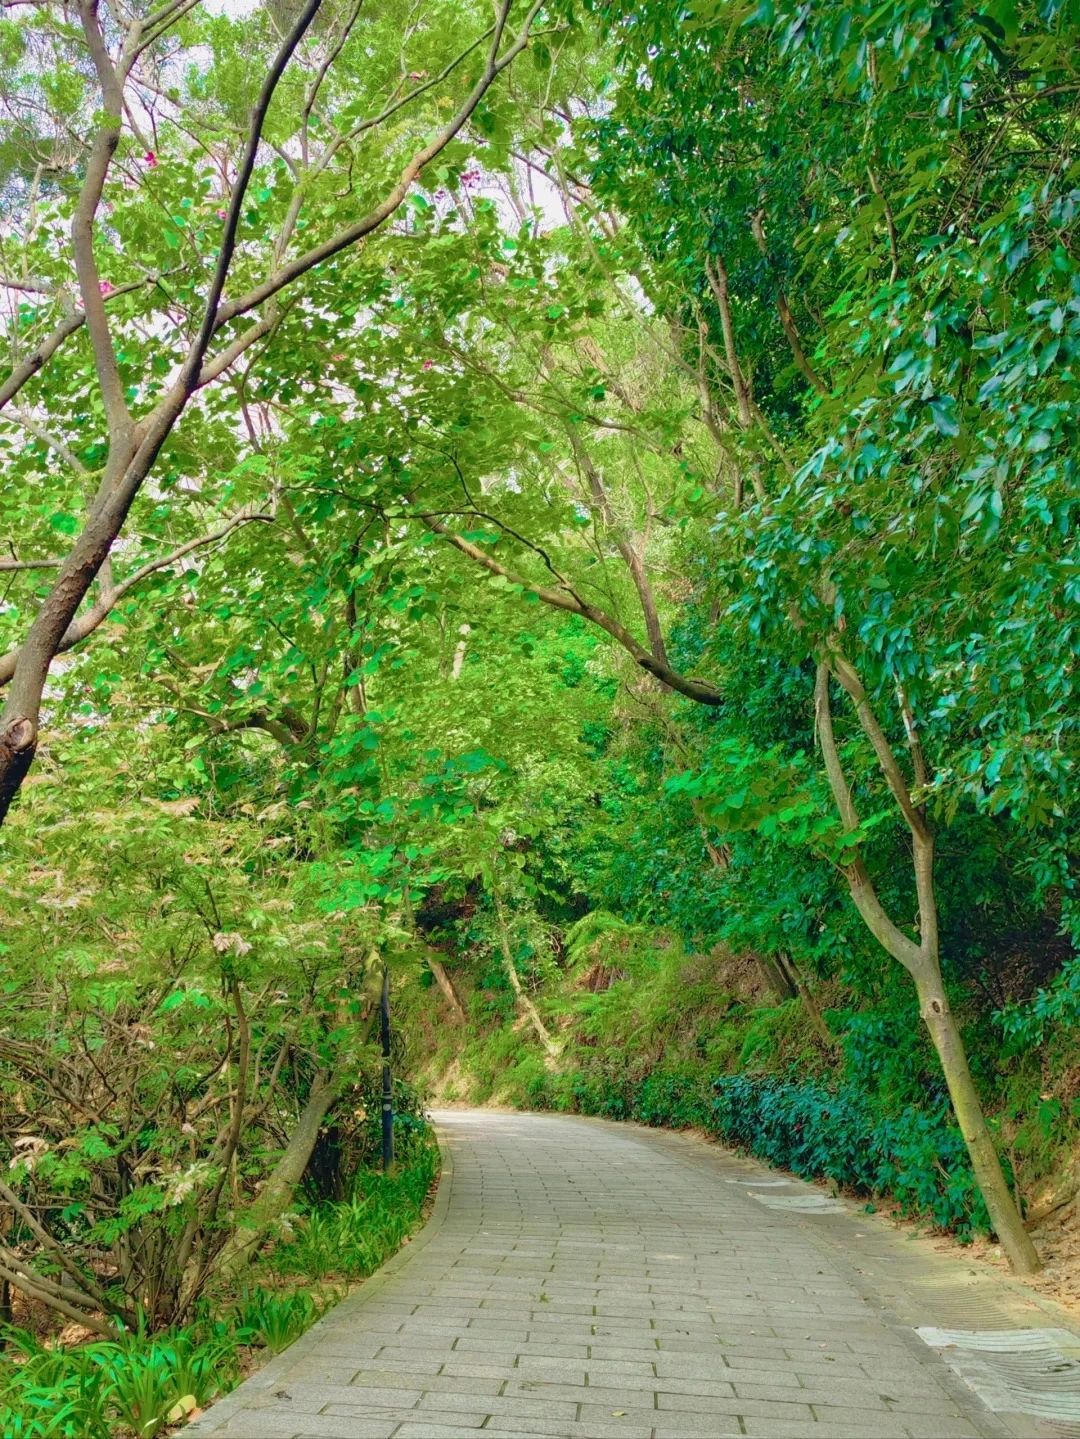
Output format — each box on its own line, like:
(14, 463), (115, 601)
(0, 512), (273, 688)
(426, 515), (723, 707)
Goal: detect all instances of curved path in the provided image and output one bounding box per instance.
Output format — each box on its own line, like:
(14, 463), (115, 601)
(190, 1110), (1078, 1439)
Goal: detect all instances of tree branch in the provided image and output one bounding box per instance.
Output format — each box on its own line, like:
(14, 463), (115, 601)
(0, 558), (61, 573)
(565, 427), (669, 666)
(206, 0), (541, 340)
(181, 0), (327, 387)
(0, 512), (273, 688)
(0, 277), (158, 415)
(426, 515), (722, 706)
(827, 644), (931, 841)
(814, 660), (923, 974)
(73, 0), (131, 438)
(749, 211), (827, 395)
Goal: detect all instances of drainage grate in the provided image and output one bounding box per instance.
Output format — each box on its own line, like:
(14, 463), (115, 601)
(917, 1326), (1080, 1434)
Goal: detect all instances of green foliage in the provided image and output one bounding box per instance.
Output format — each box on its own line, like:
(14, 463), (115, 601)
(412, 903), (1075, 1242)
(710, 1078), (987, 1235)
(273, 1136), (438, 1284)
(0, 0), (1075, 1329)
(0, 1325), (238, 1439)
(230, 1291), (325, 1356)
(0, 1135), (437, 1436)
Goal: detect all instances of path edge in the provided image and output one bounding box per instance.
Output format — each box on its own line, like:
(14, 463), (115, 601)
(553, 1110), (1070, 1439)
(185, 1123), (455, 1434)
(559, 1107), (1080, 1336)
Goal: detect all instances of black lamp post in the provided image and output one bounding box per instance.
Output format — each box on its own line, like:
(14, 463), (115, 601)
(380, 964), (394, 1172)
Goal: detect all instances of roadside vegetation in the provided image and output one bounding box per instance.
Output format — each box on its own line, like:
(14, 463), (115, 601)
(0, 0), (1076, 1427)
(0, 1098), (435, 1438)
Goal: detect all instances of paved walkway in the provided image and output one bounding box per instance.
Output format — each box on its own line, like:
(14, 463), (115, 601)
(189, 1109), (1079, 1439)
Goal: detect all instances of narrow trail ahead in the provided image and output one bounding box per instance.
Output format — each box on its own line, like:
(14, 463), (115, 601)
(190, 1110), (1080, 1439)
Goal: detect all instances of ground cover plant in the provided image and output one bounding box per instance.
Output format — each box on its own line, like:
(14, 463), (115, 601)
(0, 1116), (436, 1437)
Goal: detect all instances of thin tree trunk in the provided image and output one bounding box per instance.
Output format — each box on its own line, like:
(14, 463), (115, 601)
(814, 658), (1040, 1274)
(451, 624), (471, 680)
(215, 1071), (340, 1276)
(429, 956), (466, 1023)
(775, 952), (837, 1051)
(492, 892), (560, 1062)
(749, 211), (827, 394)
(915, 969), (1041, 1273)
(759, 953), (797, 1002)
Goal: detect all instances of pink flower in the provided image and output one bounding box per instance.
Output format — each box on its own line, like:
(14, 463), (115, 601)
(144, 150), (158, 168)
(216, 208), (227, 220)
(460, 169), (481, 187)
(99, 280), (115, 296)
(422, 359), (434, 371)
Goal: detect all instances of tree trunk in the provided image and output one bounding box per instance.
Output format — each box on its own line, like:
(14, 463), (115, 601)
(429, 956), (466, 1023)
(758, 952), (797, 1002)
(215, 1070), (341, 1276)
(915, 969), (1041, 1274)
(814, 657), (1039, 1274)
(775, 952), (837, 1052)
(492, 892), (560, 1063)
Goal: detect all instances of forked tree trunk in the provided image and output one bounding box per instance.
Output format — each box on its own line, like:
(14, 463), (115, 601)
(815, 659), (1040, 1275)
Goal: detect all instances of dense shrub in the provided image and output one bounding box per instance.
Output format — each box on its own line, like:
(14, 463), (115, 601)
(709, 1076), (988, 1235)
(0, 1121), (438, 1438)
(537, 1065), (991, 1237)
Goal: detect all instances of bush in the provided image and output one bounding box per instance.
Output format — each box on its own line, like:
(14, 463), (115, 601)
(0, 1128), (439, 1437)
(547, 1063), (991, 1237)
(707, 1075), (989, 1235)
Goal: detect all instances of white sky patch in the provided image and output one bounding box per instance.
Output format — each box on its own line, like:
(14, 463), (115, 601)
(203, 0), (261, 15)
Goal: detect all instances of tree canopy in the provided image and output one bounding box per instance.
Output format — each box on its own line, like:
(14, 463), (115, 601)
(0, 0), (1077, 1379)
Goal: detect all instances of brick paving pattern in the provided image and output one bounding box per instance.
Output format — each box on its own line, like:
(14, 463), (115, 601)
(189, 1109), (1072, 1438)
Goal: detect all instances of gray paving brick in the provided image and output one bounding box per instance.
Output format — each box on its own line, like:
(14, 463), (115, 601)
(190, 1111), (1049, 1439)
(220, 1418), (398, 1438)
(740, 1424), (910, 1439)
(380, 1411), (486, 1432)
(246, 1382), (423, 1412)
(438, 1359), (519, 1379)
(658, 1387), (814, 1420)
(354, 1370), (504, 1397)
(901, 1420), (984, 1438)
(483, 1420), (654, 1439)
(415, 1390), (579, 1421)
(504, 1378), (651, 1404)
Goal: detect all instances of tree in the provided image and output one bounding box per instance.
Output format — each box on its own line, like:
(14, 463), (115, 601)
(336, 0), (1075, 1270)
(0, 0), (545, 819)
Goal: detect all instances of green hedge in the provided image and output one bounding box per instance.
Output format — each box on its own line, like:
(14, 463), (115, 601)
(709, 1075), (988, 1234)
(534, 1067), (991, 1237)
